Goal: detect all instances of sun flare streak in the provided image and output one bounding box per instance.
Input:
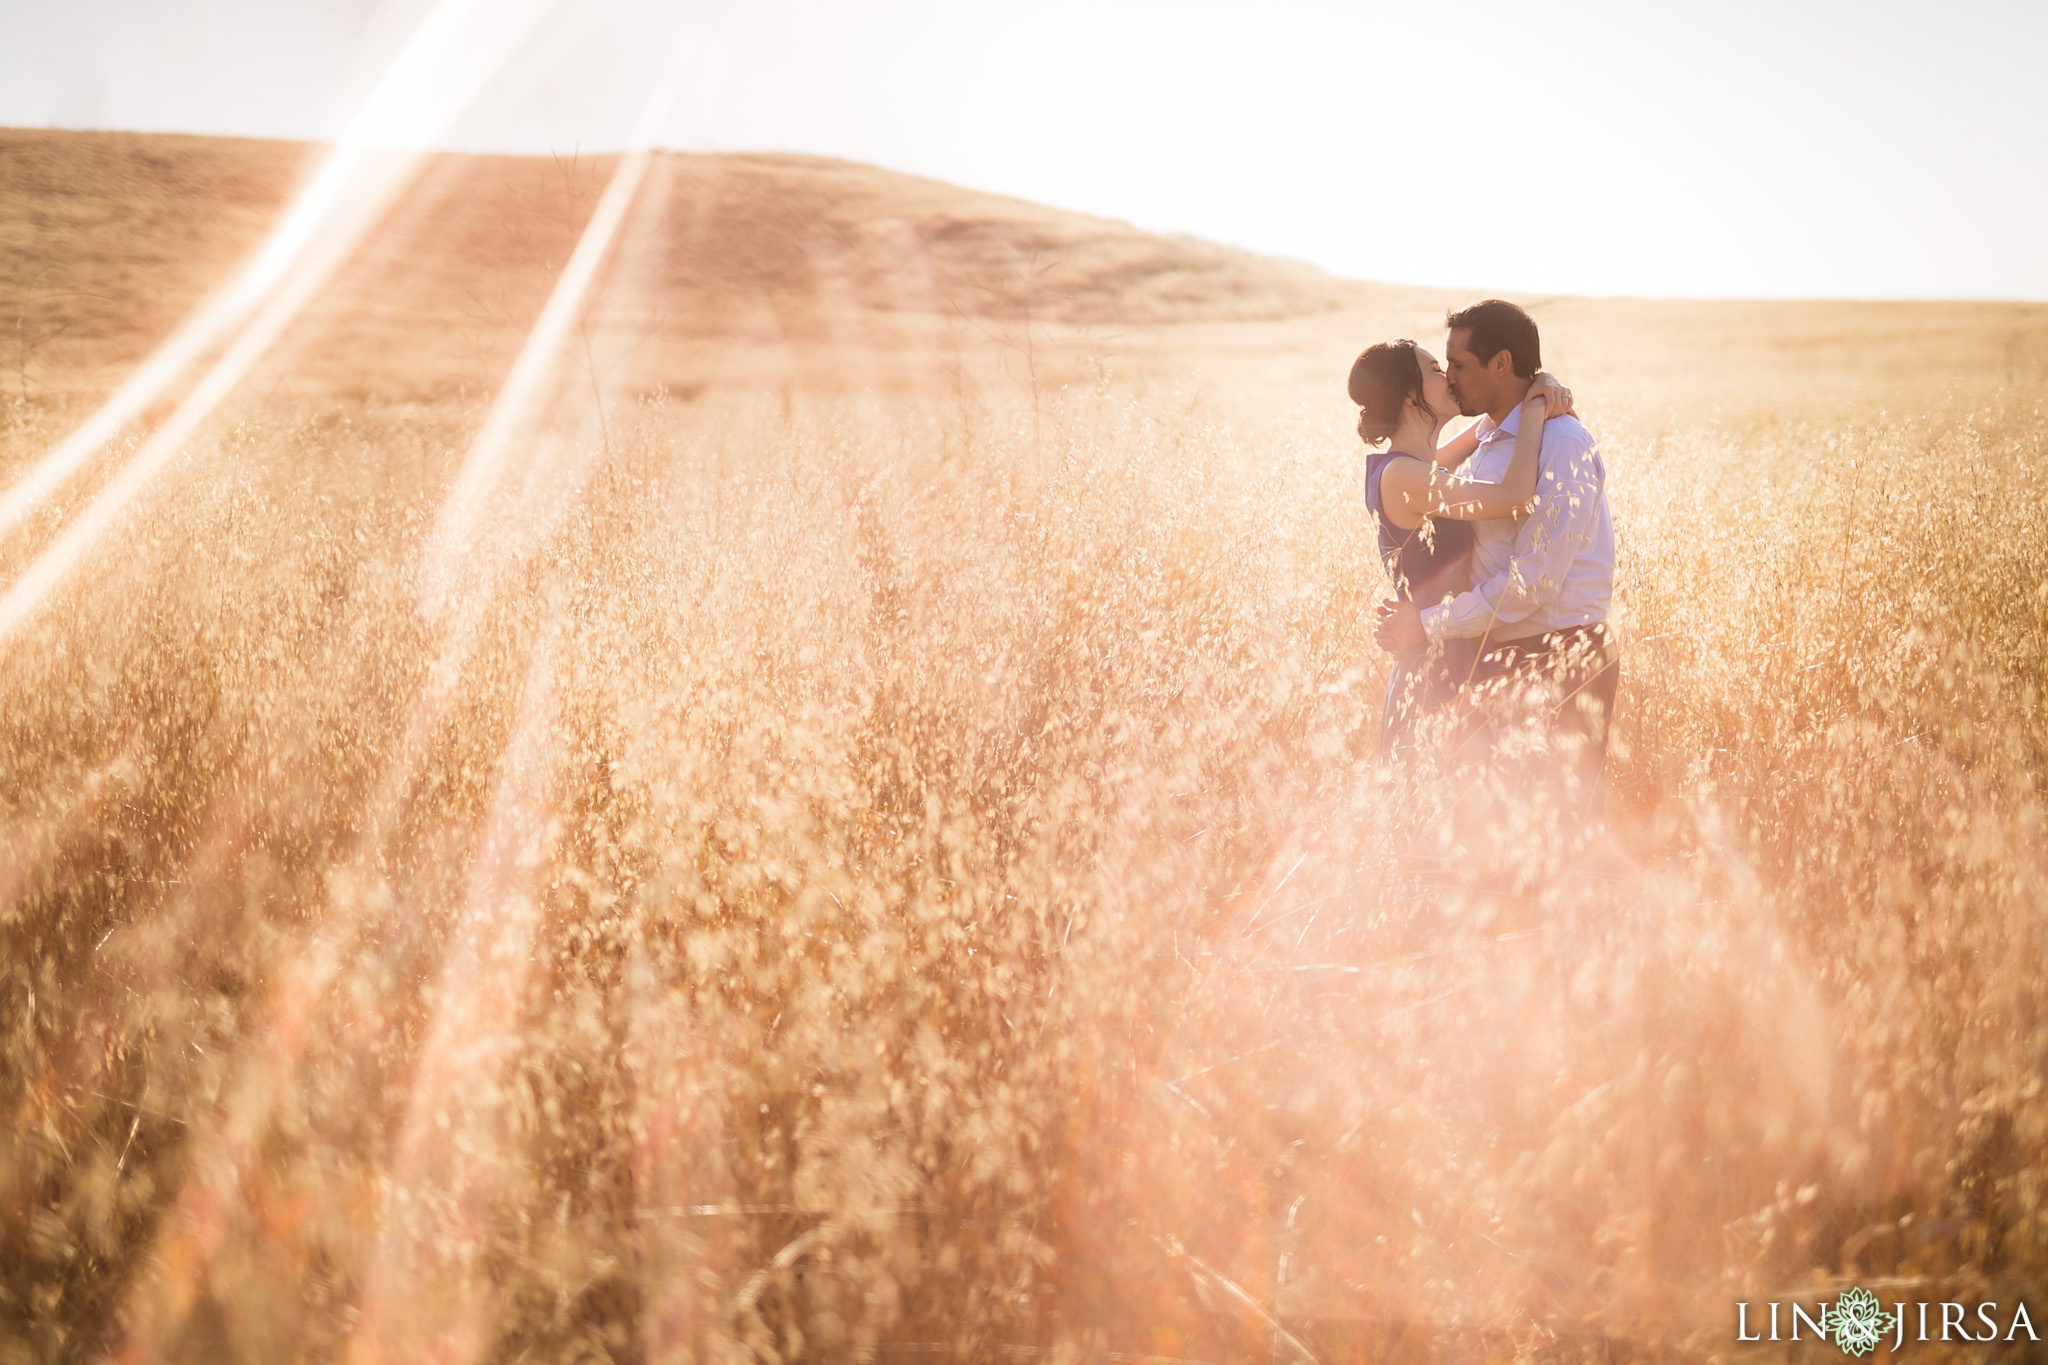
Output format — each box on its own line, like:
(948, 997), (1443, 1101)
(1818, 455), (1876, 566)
(0, 0), (558, 645)
(342, 622), (567, 1365)
(0, 196), (395, 652)
(98, 50), (696, 1364)
(105, 569), (505, 1365)
(418, 39), (691, 620)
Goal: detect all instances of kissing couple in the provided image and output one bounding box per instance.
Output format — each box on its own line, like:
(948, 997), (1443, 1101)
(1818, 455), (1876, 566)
(1352, 299), (1619, 800)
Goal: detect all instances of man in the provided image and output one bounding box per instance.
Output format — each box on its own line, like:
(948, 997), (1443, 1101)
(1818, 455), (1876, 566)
(1373, 299), (1619, 792)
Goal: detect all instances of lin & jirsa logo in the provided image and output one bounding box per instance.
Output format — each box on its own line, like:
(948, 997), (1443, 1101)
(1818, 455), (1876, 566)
(1736, 1286), (2038, 1354)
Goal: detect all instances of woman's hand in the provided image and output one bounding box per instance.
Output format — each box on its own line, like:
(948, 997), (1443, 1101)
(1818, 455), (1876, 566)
(1527, 371), (1573, 417)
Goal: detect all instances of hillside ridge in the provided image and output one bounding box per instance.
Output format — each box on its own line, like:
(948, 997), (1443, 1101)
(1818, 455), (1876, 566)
(0, 128), (1383, 404)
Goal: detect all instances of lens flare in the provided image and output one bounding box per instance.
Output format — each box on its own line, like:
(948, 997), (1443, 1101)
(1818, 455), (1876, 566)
(418, 41), (690, 620)
(0, 0), (558, 649)
(98, 41), (697, 1361)
(341, 619), (566, 1365)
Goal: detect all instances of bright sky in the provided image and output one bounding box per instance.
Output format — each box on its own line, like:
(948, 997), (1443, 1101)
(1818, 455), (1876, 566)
(6, 0), (2045, 300)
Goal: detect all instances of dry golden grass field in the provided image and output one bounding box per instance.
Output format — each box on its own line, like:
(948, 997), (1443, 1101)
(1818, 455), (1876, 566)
(5, 130), (2048, 1364)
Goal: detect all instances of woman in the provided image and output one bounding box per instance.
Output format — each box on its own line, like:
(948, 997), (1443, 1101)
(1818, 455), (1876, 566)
(1349, 339), (1569, 756)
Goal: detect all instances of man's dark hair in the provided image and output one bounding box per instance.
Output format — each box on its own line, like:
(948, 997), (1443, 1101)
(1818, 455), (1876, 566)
(1445, 299), (1540, 380)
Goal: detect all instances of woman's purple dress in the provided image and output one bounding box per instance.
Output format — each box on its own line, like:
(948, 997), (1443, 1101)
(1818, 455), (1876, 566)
(1364, 448), (1480, 756)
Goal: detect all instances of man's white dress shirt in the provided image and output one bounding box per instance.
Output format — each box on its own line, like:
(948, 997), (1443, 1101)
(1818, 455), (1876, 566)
(1420, 406), (1614, 644)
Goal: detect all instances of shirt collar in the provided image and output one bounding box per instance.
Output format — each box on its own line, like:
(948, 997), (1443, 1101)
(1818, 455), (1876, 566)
(1477, 406), (1523, 442)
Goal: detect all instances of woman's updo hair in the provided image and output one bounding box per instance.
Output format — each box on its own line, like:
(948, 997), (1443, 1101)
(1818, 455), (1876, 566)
(1348, 339), (1432, 446)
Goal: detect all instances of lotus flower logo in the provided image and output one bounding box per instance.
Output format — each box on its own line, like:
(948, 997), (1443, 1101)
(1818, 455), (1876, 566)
(1829, 1286), (1896, 1357)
